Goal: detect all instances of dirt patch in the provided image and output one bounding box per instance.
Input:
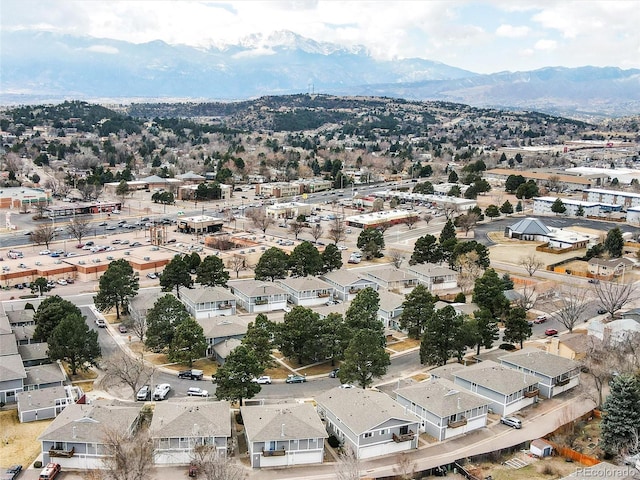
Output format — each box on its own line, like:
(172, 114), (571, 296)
(0, 409), (53, 469)
(297, 361), (338, 376)
(388, 338), (420, 352)
(469, 455), (579, 480)
(411, 373), (429, 382)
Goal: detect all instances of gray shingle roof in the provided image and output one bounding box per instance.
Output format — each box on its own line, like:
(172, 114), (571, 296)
(428, 363), (465, 382)
(213, 338), (242, 359)
(6, 309), (35, 325)
(17, 385), (70, 411)
(316, 387), (419, 435)
(499, 349), (580, 377)
(378, 290), (405, 312)
(395, 378), (490, 418)
(18, 342), (49, 362)
(365, 267), (418, 284)
(277, 277), (332, 292)
(0, 314), (11, 334)
(242, 403), (327, 443)
(39, 401), (141, 443)
(407, 263), (457, 278)
(181, 286), (236, 304)
(0, 333), (18, 356)
(229, 280), (286, 297)
(321, 270), (375, 288)
(25, 364), (65, 386)
(453, 360), (538, 395)
(150, 401), (231, 438)
(196, 315), (251, 339)
(0, 354), (27, 382)
(507, 217), (551, 235)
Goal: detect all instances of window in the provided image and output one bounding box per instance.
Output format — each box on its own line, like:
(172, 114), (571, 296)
(379, 429), (387, 435)
(363, 432), (373, 438)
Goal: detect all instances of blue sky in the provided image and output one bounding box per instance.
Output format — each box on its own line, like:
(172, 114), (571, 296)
(2, 0), (638, 73)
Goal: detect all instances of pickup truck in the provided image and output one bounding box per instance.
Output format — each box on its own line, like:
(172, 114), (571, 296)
(152, 383), (171, 401)
(178, 369), (204, 380)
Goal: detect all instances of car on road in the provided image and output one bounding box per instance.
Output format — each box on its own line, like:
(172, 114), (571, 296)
(57, 279), (67, 286)
(131, 242), (142, 247)
(98, 222), (108, 226)
(500, 416), (522, 429)
(136, 385), (150, 401)
(348, 256), (361, 264)
(2, 465), (22, 480)
(106, 226), (116, 230)
(178, 369), (204, 380)
(39, 250), (51, 255)
(187, 387), (209, 397)
(336, 245), (348, 250)
(533, 315), (547, 324)
(118, 324), (127, 333)
(95, 318), (107, 328)
(588, 278), (599, 284)
(152, 383), (171, 401)
(285, 374), (307, 384)
(545, 328), (558, 336)
(146, 273), (157, 279)
(253, 376), (272, 384)
(597, 308), (607, 315)
(339, 383), (354, 389)
(329, 368), (340, 378)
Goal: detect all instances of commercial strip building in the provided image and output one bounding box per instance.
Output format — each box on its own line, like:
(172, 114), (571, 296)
(531, 196), (619, 217)
(582, 188), (640, 208)
(345, 209), (420, 229)
(265, 202), (312, 220)
(371, 190), (477, 211)
(484, 168), (595, 191)
(255, 182), (303, 198)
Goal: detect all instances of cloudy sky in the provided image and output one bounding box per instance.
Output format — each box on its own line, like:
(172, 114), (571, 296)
(3, 0), (639, 73)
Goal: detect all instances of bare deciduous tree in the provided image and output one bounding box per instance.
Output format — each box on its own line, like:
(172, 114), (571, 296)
(552, 285), (590, 332)
(388, 249), (405, 269)
(191, 444), (246, 480)
(31, 224), (56, 248)
(376, 221), (392, 235)
(100, 350), (154, 400)
(328, 218), (347, 245)
(580, 336), (613, 408)
(66, 217), (91, 245)
(592, 280), (637, 319)
(246, 208), (274, 233)
(227, 255), (246, 279)
(289, 220), (305, 240)
(456, 251), (484, 294)
(457, 212), (480, 236)
(101, 424), (155, 480)
(514, 283), (537, 312)
(393, 452), (417, 480)
(519, 253), (544, 277)
(442, 203), (459, 220)
(423, 213), (433, 225)
(335, 446), (361, 480)
(403, 214), (420, 230)
(310, 223), (325, 243)
(129, 308), (147, 343)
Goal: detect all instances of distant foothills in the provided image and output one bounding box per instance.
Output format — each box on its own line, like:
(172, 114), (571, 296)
(1, 30), (639, 119)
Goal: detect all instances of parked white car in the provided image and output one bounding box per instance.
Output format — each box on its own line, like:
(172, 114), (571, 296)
(187, 387), (209, 397)
(153, 383), (171, 401)
(253, 376), (272, 384)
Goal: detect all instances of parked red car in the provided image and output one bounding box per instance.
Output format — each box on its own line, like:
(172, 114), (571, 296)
(545, 328), (558, 336)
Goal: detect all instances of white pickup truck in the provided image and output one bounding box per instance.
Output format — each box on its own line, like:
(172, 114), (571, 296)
(152, 383), (171, 401)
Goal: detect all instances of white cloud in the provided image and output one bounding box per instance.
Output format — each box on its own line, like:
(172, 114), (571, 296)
(85, 45), (119, 54)
(232, 47), (277, 59)
(496, 24), (530, 38)
(534, 39), (557, 51)
(1, 0), (638, 74)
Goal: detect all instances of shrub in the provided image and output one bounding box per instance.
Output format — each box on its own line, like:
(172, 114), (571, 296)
(34, 461), (42, 469)
(454, 292), (466, 303)
(541, 464), (556, 476)
(235, 412), (243, 425)
(328, 435), (340, 448)
(499, 343), (517, 351)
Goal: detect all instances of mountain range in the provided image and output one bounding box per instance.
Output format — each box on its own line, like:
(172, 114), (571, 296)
(2, 30), (639, 118)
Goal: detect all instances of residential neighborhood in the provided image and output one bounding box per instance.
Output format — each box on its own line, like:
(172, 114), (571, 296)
(0, 96), (639, 480)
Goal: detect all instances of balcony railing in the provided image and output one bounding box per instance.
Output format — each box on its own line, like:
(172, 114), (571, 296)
(556, 378), (571, 386)
(49, 446), (75, 458)
(217, 304), (232, 309)
(392, 431), (415, 443)
(254, 299), (269, 305)
(349, 288), (360, 294)
(448, 417), (468, 429)
(524, 389), (539, 398)
(317, 292), (330, 298)
(262, 448), (286, 456)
